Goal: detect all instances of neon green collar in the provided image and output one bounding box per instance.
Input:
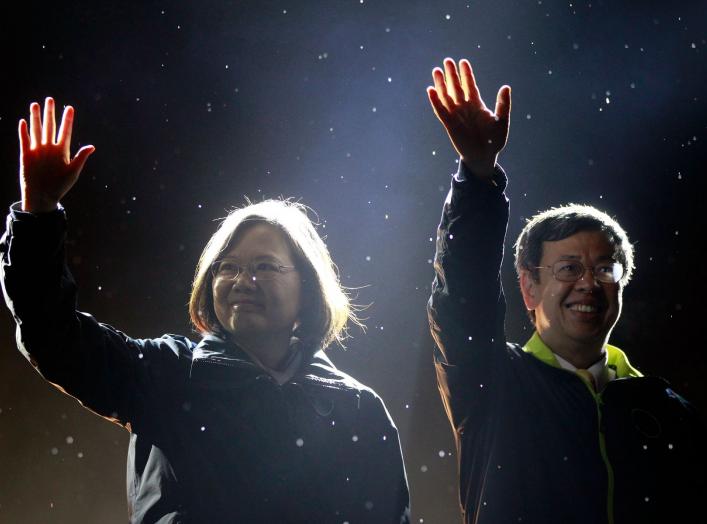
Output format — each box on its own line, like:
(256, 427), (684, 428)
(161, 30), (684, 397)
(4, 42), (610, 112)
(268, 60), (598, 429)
(523, 331), (642, 378)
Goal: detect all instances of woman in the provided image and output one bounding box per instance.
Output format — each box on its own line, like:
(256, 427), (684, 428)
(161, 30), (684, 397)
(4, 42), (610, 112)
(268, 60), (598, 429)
(1, 98), (410, 523)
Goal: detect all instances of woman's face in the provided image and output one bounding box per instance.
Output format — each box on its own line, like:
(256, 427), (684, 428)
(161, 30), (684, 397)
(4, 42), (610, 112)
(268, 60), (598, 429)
(212, 222), (302, 344)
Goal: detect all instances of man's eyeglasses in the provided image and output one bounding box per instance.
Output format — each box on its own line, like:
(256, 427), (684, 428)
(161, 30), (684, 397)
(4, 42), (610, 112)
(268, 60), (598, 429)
(210, 259), (297, 282)
(534, 260), (624, 284)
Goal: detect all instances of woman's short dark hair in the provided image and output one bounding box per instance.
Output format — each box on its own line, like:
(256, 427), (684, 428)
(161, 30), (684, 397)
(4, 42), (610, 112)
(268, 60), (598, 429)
(189, 199), (360, 352)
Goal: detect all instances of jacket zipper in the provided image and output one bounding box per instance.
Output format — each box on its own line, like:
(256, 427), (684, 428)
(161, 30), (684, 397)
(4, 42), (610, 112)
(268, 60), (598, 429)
(595, 394), (614, 524)
(573, 372), (615, 524)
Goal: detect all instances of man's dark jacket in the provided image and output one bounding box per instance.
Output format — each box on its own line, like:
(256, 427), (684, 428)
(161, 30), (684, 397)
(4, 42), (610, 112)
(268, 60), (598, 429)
(1, 204), (410, 524)
(427, 164), (706, 524)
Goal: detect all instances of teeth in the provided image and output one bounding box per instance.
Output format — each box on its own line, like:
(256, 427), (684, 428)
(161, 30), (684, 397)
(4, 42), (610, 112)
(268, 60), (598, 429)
(570, 304), (597, 313)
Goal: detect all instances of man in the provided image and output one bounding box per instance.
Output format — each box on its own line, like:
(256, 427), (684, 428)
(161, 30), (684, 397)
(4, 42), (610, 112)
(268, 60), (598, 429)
(426, 57), (706, 524)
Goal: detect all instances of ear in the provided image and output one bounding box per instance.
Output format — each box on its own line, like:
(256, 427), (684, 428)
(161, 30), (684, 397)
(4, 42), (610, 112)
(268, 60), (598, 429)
(519, 269), (540, 311)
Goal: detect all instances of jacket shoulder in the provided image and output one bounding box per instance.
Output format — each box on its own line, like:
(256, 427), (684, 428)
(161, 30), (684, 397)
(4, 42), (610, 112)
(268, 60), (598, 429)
(305, 350), (377, 396)
(137, 333), (197, 359)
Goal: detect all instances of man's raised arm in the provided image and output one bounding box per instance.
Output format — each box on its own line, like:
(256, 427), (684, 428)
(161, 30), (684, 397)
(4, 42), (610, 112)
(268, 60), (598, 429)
(426, 58), (512, 430)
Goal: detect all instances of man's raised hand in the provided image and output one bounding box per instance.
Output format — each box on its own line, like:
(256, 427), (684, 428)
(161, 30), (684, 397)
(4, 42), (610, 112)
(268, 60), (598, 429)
(18, 97), (95, 213)
(427, 58), (511, 179)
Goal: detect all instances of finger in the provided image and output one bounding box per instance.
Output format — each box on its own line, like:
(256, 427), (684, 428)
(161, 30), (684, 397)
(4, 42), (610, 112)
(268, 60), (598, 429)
(29, 102), (41, 149)
(69, 145), (95, 175)
(494, 85), (512, 125)
(42, 97), (56, 145)
(432, 68), (454, 112)
(427, 87), (451, 125)
(443, 58), (463, 105)
(18, 119), (30, 158)
(460, 59), (483, 108)
(57, 105), (75, 159)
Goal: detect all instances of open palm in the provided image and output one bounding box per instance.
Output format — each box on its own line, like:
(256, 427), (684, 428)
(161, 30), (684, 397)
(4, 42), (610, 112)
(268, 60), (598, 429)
(19, 97), (94, 213)
(427, 58), (511, 178)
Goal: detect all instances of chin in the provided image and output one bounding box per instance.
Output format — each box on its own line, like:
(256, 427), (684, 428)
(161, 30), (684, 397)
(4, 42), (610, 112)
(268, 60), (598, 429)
(221, 317), (265, 339)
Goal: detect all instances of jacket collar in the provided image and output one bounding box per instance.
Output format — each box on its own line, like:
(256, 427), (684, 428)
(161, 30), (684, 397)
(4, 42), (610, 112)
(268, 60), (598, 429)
(191, 334), (361, 390)
(523, 331), (643, 378)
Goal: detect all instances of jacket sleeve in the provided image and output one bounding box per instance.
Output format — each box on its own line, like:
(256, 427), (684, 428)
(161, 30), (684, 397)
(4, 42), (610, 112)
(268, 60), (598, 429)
(427, 163), (510, 434)
(357, 389), (411, 524)
(0, 203), (193, 428)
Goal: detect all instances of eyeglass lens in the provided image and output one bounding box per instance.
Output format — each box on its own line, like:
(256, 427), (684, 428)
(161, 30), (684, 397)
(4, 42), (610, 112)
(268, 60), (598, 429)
(552, 260), (623, 283)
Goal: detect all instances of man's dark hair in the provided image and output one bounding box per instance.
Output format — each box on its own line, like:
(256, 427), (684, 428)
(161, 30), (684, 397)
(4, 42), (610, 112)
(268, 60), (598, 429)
(514, 204), (635, 323)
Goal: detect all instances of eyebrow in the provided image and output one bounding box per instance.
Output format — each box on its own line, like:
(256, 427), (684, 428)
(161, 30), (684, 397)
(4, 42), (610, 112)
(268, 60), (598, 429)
(555, 254), (617, 261)
(219, 254), (283, 263)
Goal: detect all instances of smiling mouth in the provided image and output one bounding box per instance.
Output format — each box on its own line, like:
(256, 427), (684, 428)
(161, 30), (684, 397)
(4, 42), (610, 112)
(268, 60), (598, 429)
(568, 304), (598, 313)
(232, 301), (263, 309)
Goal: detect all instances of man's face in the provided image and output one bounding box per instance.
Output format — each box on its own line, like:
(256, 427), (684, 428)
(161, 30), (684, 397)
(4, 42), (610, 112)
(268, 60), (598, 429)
(520, 230), (623, 354)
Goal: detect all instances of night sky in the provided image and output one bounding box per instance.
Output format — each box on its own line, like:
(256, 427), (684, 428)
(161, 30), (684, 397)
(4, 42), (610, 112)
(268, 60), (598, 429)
(1, 1), (706, 522)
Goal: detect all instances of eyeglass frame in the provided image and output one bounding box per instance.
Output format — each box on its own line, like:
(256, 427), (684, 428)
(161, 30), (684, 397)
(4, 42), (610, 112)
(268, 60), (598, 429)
(533, 259), (624, 284)
(210, 258), (297, 282)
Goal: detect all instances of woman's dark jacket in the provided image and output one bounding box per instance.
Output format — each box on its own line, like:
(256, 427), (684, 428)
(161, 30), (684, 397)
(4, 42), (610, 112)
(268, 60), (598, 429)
(427, 164), (706, 524)
(1, 204), (411, 524)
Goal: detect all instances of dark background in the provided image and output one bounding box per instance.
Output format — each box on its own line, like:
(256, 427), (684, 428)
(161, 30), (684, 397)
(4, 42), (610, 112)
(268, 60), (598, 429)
(1, 1), (705, 522)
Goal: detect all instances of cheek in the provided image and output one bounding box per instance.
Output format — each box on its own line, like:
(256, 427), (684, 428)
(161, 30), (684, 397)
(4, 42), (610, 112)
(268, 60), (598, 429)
(212, 283), (227, 315)
(541, 284), (559, 301)
(280, 282), (302, 315)
(542, 284), (571, 312)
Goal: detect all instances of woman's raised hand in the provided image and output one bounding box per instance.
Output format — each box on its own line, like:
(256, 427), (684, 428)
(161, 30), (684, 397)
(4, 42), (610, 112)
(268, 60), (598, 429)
(427, 58), (511, 179)
(18, 97), (95, 213)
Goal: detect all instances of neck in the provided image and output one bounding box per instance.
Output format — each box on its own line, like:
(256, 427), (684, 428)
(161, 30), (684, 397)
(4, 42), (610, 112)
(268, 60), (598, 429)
(231, 331), (293, 370)
(540, 333), (606, 370)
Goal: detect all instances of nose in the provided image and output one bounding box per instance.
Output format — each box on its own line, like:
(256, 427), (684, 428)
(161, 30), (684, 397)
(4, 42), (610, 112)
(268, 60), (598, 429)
(575, 267), (601, 290)
(231, 268), (257, 290)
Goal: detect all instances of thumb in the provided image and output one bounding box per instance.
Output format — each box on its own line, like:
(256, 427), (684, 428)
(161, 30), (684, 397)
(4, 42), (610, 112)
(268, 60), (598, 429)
(70, 145), (95, 175)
